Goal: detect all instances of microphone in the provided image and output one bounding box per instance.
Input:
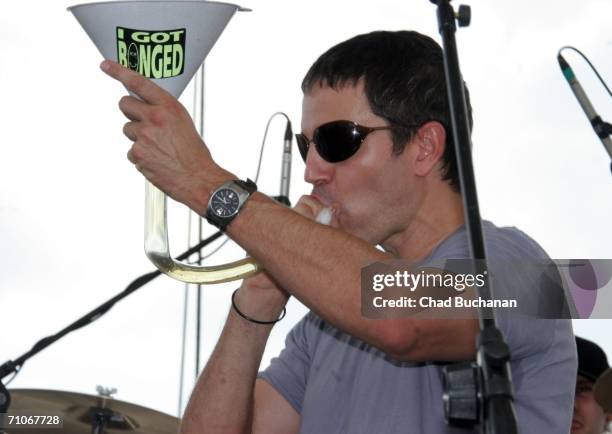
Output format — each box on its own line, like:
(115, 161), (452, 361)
(277, 120), (293, 206)
(557, 54), (612, 167)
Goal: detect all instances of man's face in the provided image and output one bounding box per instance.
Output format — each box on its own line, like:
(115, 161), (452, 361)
(301, 81), (422, 245)
(573, 375), (611, 434)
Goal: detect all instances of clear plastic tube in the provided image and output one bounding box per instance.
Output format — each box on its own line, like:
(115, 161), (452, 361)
(144, 181), (261, 284)
(144, 180), (333, 284)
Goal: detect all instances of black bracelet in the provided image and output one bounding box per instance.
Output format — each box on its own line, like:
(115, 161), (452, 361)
(231, 289), (286, 325)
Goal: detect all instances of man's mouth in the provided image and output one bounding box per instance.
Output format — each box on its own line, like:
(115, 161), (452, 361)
(310, 188), (335, 207)
(571, 419), (583, 431)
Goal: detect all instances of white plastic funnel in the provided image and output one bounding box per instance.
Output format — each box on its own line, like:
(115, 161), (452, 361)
(69, 0), (245, 97)
(69, 1), (261, 284)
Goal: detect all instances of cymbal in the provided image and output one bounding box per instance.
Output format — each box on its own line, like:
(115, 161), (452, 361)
(6, 389), (179, 434)
(595, 368), (612, 413)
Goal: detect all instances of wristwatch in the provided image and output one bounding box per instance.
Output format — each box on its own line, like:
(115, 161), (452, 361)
(205, 178), (257, 231)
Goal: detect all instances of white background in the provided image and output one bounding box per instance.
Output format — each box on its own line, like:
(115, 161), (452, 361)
(1, 0), (611, 419)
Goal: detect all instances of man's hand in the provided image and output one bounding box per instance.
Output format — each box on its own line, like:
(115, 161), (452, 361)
(235, 195), (338, 315)
(100, 60), (231, 213)
(293, 195), (338, 226)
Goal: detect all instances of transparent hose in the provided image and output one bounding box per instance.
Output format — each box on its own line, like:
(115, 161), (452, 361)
(145, 180), (333, 284)
(144, 181), (262, 284)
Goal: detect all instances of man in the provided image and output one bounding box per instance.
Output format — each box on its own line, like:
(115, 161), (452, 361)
(574, 337), (612, 434)
(101, 31), (576, 433)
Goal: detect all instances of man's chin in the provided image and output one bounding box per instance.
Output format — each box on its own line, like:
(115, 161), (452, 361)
(327, 211), (375, 243)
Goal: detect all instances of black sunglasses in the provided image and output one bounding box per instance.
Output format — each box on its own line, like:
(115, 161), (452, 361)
(295, 120), (406, 163)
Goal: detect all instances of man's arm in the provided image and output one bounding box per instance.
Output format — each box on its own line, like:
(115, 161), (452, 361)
(180, 285), (300, 434)
(226, 193), (478, 362)
(101, 60), (478, 362)
(253, 379), (300, 434)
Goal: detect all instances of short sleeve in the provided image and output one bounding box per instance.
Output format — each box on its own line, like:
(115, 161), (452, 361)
(258, 312), (319, 414)
(478, 225), (577, 431)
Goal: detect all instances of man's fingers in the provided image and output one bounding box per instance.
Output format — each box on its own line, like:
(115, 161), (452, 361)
(100, 59), (172, 104)
(127, 147), (136, 164)
(294, 195), (340, 227)
(294, 195), (325, 220)
(123, 121), (138, 141)
(119, 95), (149, 121)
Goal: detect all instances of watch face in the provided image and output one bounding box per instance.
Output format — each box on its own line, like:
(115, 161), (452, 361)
(211, 188), (240, 218)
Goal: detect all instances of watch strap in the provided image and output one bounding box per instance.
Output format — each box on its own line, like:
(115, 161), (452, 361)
(235, 178), (258, 194)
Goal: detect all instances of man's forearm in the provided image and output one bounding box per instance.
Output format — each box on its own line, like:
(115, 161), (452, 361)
(225, 193), (399, 353)
(180, 288), (285, 434)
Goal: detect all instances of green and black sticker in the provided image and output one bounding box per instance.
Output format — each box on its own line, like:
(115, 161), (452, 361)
(116, 27), (186, 79)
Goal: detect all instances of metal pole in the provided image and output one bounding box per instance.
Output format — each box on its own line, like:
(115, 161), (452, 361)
(429, 2), (518, 433)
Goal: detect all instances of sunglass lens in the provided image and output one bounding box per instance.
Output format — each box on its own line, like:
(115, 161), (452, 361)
(295, 134), (310, 162)
(315, 122), (362, 163)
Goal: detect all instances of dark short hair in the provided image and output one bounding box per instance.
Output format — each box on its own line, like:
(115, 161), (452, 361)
(301, 30), (473, 192)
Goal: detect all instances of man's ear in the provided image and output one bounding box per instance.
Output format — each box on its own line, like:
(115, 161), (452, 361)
(413, 121), (446, 177)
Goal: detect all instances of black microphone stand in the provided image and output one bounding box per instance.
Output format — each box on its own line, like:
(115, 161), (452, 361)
(0, 230), (225, 413)
(428, 1), (518, 433)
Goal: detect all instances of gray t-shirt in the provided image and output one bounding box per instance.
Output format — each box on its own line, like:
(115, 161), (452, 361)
(259, 221), (576, 433)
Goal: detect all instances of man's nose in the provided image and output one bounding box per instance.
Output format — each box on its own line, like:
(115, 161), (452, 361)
(304, 143), (334, 185)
